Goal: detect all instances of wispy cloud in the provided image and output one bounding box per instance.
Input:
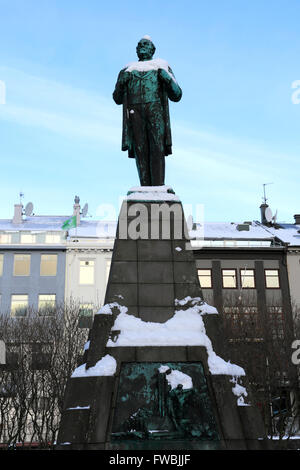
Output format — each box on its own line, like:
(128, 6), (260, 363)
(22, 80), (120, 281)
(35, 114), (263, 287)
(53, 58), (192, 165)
(0, 66), (121, 144)
(0, 66), (297, 222)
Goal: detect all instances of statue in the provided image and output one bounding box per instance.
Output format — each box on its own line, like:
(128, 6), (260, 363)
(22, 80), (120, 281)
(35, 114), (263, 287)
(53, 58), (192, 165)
(113, 36), (182, 186)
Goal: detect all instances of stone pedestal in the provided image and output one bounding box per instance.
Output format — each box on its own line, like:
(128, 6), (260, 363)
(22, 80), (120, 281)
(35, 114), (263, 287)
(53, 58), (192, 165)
(56, 188), (266, 450)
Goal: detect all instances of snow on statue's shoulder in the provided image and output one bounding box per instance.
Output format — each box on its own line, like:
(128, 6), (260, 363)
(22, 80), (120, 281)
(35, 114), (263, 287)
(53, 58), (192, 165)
(125, 58), (177, 82)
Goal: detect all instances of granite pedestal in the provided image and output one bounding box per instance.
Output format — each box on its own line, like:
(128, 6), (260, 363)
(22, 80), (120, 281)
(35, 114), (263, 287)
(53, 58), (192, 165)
(57, 189), (266, 450)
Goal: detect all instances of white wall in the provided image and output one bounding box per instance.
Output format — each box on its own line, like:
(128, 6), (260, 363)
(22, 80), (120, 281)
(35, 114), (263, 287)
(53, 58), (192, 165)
(65, 239), (113, 311)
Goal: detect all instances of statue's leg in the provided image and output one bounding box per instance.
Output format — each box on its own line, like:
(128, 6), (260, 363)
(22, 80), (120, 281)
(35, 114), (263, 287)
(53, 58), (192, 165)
(129, 104), (151, 186)
(146, 102), (166, 186)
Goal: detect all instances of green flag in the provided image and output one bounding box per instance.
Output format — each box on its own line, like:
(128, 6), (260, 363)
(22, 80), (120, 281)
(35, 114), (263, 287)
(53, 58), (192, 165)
(61, 215), (77, 230)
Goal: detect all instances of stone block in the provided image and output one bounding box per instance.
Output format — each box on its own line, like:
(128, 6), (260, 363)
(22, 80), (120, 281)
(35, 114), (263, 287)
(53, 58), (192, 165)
(89, 377), (115, 443)
(186, 346), (209, 373)
(237, 406), (266, 443)
(111, 240), (137, 261)
(174, 261), (199, 283)
(106, 347), (136, 365)
(63, 377), (99, 409)
(202, 314), (225, 358)
(137, 240), (173, 260)
(110, 261), (137, 283)
(136, 346), (187, 362)
(57, 409), (90, 444)
(138, 261), (173, 283)
(105, 283), (137, 306)
(171, 240), (195, 261)
(174, 282), (202, 300)
(210, 375), (246, 447)
(139, 306), (174, 323)
(139, 283), (174, 306)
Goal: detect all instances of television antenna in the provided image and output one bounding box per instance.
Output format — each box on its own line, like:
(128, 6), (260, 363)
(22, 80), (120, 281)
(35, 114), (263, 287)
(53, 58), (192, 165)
(262, 182), (273, 204)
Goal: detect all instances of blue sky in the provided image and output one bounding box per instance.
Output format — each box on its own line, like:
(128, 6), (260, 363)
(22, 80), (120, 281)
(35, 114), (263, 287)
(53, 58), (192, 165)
(0, 0), (300, 223)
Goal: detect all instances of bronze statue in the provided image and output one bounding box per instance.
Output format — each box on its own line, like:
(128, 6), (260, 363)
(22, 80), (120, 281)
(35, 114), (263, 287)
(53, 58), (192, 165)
(113, 36), (182, 186)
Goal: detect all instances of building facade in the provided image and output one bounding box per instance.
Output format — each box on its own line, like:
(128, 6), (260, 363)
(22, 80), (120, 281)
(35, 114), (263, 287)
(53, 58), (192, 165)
(0, 199), (115, 323)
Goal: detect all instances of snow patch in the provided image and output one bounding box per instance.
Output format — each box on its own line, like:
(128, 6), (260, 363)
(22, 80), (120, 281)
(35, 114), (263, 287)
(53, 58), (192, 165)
(71, 354), (117, 378)
(125, 58), (177, 82)
(126, 191), (180, 202)
(230, 377), (250, 406)
(66, 405), (90, 410)
(106, 302), (244, 377)
(158, 366), (193, 390)
(96, 302), (128, 316)
(174, 296), (218, 314)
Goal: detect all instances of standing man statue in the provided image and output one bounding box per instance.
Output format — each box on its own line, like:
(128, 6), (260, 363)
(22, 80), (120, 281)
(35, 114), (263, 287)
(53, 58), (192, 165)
(113, 36), (182, 186)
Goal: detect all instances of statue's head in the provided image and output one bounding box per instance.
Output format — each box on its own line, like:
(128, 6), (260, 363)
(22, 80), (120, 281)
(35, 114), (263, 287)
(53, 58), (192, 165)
(136, 36), (156, 61)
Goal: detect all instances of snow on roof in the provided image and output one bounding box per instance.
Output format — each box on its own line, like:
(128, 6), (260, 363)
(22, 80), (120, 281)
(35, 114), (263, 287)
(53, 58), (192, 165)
(189, 222), (274, 241)
(0, 216), (117, 238)
(68, 220), (116, 238)
(259, 223), (300, 247)
(0, 213), (299, 245)
(0, 216), (69, 232)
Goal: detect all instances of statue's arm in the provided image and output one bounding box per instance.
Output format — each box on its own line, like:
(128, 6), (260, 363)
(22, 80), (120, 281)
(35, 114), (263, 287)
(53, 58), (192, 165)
(158, 67), (182, 102)
(113, 69), (129, 105)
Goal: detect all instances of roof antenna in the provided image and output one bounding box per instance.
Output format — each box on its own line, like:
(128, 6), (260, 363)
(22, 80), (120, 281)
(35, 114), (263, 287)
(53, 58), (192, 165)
(262, 183), (273, 204)
(260, 183), (274, 225)
(19, 191), (24, 205)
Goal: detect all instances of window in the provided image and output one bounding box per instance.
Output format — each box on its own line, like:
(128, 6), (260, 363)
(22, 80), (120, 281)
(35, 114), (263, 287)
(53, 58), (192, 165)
(0, 234), (11, 244)
(38, 295), (56, 315)
(240, 269), (255, 288)
(13, 254), (30, 276)
(20, 233), (36, 244)
(11, 295), (28, 317)
(79, 303), (94, 328)
(79, 260), (95, 285)
(197, 269), (212, 288)
(45, 233), (61, 244)
(0, 254), (3, 276)
(268, 306), (284, 339)
(222, 269), (237, 288)
(265, 269), (280, 288)
(40, 254), (57, 276)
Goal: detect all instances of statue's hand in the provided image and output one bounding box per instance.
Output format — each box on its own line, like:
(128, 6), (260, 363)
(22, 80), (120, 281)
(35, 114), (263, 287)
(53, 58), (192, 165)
(119, 71), (131, 87)
(158, 68), (172, 84)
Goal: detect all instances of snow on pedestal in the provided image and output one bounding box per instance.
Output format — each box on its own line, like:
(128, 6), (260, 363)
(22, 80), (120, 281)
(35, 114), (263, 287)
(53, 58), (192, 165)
(97, 300), (245, 378)
(72, 354), (117, 378)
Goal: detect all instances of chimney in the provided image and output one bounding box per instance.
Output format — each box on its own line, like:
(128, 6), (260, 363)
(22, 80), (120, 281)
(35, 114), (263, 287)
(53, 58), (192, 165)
(12, 204), (23, 224)
(260, 203), (269, 225)
(73, 195), (81, 226)
(294, 214), (300, 225)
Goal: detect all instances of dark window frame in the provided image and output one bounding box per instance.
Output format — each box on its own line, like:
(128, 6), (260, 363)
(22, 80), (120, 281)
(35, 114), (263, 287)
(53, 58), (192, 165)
(222, 268), (238, 289)
(264, 269), (281, 289)
(197, 268), (213, 289)
(239, 268), (256, 289)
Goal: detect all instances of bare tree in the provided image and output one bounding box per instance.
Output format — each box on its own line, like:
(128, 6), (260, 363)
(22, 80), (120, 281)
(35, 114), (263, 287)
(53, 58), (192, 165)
(221, 291), (300, 447)
(0, 302), (89, 449)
